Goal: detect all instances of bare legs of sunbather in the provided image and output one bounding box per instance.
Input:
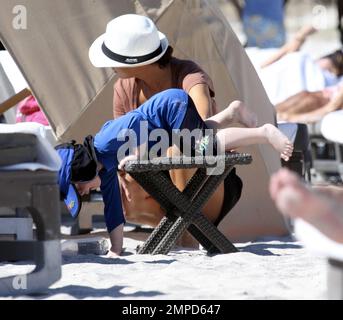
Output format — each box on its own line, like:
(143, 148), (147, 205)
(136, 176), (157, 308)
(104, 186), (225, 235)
(269, 168), (343, 244)
(276, 91), (330, 119)
(277, 85), (343, 123)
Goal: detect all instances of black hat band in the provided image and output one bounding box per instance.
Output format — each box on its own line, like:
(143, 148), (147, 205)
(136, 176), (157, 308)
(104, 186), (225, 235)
(101, 42), (163, 65)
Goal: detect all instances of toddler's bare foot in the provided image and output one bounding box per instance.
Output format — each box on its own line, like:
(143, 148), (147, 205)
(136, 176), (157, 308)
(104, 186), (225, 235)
(230, 100), (258, 128)
(263, 124), (294, 161)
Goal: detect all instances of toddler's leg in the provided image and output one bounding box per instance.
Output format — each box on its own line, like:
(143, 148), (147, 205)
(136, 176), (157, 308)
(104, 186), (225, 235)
(205, 100), (258, 129)
(215, 124), (293, 161)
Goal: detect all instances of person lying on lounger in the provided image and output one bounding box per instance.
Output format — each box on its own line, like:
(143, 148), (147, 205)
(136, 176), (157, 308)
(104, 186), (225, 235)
(276, 79), (343, 123)
(57, 89), (293, 257)
(265, 25), (343, 124)
(259, 25), (336, 71)
(270, 168), (343, 244)
(256, 26), (343, 109)
(260, 27), (343, 123)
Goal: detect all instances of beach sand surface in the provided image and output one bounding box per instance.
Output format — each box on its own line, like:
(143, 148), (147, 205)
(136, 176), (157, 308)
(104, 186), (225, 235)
(0, 233), (328, 300)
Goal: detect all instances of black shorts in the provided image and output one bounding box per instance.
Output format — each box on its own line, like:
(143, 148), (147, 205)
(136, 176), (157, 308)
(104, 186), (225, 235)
(214, 167), (243, 226)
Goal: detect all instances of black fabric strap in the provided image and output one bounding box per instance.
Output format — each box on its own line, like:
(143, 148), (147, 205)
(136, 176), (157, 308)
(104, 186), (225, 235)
(102, 42), (163, 65)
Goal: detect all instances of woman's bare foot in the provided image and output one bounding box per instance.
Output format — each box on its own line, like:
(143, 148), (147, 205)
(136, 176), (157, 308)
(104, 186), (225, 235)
(269, 168), (317, 220)
(230, 100), (258, 128)
(269, 168), (343, 244)
(263, 124), (294, 161)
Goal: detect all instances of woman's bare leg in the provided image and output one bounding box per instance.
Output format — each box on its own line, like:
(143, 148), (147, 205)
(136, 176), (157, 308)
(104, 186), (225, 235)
(285, 87), (343, 123)
(277, 92), (330, 122)
(276, 91), (328, 115)
(286, 104), (339, 124)
(276, 91), (309, 113)
(270, 168), (343, 243)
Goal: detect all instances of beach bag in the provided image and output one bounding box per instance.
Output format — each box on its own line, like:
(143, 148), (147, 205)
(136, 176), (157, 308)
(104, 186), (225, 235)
(16, 94), (49, 126)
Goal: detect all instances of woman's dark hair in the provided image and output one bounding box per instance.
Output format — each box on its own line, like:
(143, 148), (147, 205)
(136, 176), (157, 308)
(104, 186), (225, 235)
(322, 49), (343, 77)
(155, 46), (174, 69)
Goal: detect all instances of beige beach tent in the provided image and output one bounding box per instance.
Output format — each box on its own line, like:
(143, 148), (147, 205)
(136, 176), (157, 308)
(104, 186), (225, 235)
(0, 0), (288, 241)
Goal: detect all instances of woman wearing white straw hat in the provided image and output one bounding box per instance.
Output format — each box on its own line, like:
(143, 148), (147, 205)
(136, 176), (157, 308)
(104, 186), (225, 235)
(89, 14), (258, 248)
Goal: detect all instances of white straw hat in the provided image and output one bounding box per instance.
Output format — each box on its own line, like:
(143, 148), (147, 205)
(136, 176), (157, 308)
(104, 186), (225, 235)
(89, 14), (169, 68)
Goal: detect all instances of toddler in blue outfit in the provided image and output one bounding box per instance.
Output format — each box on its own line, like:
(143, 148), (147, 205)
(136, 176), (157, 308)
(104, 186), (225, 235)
(58, 88), (293, 256)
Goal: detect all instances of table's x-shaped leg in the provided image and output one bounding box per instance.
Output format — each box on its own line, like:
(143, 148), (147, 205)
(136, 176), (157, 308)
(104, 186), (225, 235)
(128, 166), (237, 255)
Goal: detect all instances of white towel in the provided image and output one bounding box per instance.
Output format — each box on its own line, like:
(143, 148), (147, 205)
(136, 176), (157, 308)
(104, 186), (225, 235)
(294, 218), (343, 261)
(247, 50), (327, 105)
(321, 110), (343, 144)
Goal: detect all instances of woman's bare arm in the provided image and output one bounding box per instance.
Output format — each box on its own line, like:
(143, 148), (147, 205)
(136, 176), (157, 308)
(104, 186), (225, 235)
(188, 83), (214, 119)
(260, 26), (317, 69)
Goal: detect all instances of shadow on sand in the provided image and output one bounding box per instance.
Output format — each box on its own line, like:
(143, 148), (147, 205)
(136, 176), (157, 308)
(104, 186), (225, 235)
(238, 237), (302, 256)
(28, 285), (164, 299)
(62, 255), (177, 266)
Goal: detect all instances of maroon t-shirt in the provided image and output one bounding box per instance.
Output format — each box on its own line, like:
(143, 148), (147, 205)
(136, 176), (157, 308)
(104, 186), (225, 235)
(113, 57), (216, 118)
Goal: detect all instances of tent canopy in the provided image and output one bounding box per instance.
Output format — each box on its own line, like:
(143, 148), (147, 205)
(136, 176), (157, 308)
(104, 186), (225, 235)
(0, 0), (288, 241)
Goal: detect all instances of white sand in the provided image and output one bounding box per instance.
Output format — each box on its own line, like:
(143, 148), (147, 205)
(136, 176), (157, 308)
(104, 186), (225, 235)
(0, 234), (328, 300)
